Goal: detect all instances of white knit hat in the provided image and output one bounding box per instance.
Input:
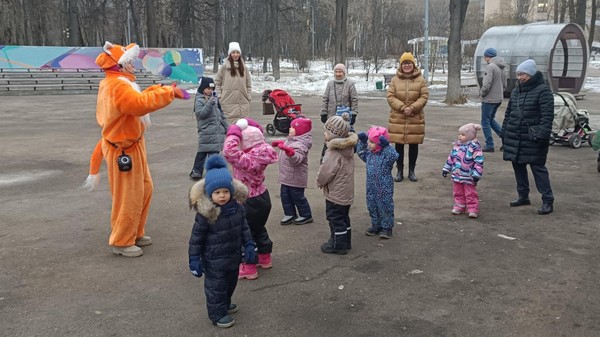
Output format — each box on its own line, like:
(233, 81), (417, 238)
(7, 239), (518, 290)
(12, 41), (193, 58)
(228, 42), (241, 55)
(236, 119), (264, 150)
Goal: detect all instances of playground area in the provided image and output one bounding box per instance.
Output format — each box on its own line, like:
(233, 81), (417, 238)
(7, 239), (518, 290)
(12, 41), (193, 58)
(1, 92), (599, 337)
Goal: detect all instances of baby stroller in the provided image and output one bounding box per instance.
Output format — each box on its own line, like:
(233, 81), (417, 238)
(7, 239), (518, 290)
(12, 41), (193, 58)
(550, 92), (594, 148)
(261, 89), (303, 135)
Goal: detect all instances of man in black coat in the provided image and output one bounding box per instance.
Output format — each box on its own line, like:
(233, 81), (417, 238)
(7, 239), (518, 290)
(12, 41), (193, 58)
(501, 59), (554, 215)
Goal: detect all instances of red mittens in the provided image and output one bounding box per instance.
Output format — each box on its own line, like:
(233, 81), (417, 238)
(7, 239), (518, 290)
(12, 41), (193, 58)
(271, 140), (284, 148)
(278, 144), (295, 157)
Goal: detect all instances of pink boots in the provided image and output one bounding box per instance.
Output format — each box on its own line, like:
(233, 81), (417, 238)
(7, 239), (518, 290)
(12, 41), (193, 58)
(257, 253), (272, 269)
(238, 263), (258, 280)
(238, 254), (272, 280)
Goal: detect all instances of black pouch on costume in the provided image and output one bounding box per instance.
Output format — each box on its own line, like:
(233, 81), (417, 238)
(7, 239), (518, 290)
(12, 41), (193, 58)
(117, 151), (132, 172)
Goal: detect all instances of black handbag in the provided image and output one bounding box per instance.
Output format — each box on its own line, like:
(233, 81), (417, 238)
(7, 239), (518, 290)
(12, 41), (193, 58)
(528, 125), (540, 141)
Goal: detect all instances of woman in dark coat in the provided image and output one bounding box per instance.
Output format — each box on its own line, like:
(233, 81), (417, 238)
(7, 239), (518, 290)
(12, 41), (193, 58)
(501, 59), (554, 215)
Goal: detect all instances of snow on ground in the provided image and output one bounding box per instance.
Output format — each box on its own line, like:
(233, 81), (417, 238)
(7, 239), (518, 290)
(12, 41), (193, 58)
(200, 58), (600, 107)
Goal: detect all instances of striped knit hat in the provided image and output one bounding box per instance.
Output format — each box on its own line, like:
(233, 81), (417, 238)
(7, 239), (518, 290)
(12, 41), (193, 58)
(324, 113), (350, 138)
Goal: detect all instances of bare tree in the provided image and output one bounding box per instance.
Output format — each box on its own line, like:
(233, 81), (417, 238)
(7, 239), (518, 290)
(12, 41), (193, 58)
(213, 0), (223, 73)
(268, 0), (280, 80)
(589, 0), (597, 51)
(444, 0), (468, 104)
(146, 0), (157, 47)
(574, 0), (586, 28)
(334, 0), (348, 64)
(68, 0), (79, 45)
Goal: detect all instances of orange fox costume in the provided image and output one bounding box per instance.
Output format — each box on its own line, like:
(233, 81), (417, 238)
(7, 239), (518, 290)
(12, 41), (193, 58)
(85, 41), (180, 255)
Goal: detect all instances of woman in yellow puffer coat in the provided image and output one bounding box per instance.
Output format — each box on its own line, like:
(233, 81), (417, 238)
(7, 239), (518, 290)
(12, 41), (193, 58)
(386, 52), (429, 182)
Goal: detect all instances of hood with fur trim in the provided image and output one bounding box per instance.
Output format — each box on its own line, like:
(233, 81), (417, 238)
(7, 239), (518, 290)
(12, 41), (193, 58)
(326, 132), (358, 156)
(189, 178), (248, 224)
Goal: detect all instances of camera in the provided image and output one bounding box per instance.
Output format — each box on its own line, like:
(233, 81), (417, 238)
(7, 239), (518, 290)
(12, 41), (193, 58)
(212, 91), (217, 98)
(117, 151), (132, 172)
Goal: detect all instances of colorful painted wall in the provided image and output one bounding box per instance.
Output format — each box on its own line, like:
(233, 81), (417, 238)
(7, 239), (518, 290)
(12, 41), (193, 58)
(0, 45), (204, 83)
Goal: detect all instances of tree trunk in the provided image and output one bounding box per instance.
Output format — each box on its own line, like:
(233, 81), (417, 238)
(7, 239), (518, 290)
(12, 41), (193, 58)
(68, 0), (79, 45)
(179, 0), (193, 47)
(238, 0), (246, 52)
(262, 0), (271, 73)
(444, 0), (469, 104)
(269, 0), (280, 80)
(589, 0), (597, 51)
(213, 0), (223, 73)
(146, 0), (157, 47)
(128, 0), (143, 45)
(334, 0), (348, 65)
(568, 0), (576, 22)
(574, 0), (586, 29)
(559, 0), (567, 23)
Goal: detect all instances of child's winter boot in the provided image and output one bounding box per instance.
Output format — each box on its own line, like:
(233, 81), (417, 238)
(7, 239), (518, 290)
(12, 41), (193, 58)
(257, 253), (272, 269)
(238, 263), (258, 280)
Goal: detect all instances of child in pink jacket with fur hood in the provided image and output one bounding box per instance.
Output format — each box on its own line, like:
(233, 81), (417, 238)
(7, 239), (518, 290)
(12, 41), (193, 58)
(223, 118), (278, 280)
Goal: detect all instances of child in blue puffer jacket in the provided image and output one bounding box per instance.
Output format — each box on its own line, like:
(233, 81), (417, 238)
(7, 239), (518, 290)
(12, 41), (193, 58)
(357, 126), (399, 239)
(188, 155), (256, 328)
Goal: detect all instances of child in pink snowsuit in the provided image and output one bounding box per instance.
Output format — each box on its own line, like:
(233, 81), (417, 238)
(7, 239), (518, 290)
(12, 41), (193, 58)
(223, 118), (279, 280)
(442, 123), (484, 218)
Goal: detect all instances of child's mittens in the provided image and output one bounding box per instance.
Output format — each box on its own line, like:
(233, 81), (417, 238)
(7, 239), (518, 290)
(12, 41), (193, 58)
(320, 114), (328, 123)
(278, 144), (295, 157)
(189, 256), (203, 278)
(243, 241), (257, 263)
(357, 132), (368, 143)
(379, 135), (389, 148)
(472, 176), (480, 183)
(227, 124), (243, 139)
(271, 140), (285, 148)
(171, 83), (190, 100)
(442, 170), (448, 178)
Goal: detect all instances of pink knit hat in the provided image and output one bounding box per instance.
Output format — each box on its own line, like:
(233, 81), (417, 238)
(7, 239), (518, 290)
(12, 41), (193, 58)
(367, 126), (389, 152)
(290, 117), (312, 136)
(458, 123), (482, 142)
(237, 119), (265, 150)
(334, 63), (347, 74)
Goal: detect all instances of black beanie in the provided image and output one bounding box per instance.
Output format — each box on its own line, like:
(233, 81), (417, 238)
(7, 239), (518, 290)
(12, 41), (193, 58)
(197, 77), (215, 94)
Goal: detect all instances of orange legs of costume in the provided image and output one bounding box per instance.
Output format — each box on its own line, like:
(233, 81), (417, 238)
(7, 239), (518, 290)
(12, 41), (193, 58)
(102, 138), (153, 247)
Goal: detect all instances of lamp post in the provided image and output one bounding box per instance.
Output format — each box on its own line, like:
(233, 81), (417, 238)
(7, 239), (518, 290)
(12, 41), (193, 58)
(303, 1), (315, 60)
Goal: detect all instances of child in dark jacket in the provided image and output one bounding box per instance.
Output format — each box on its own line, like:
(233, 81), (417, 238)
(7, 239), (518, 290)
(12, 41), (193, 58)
(190, 77), (228, 179)
(317, 113), (358, 255)
(442, 123), (484, 218)
(271, 117), (313, 225)
(357, 126), (399, 239)
(188, 155), (256, 328)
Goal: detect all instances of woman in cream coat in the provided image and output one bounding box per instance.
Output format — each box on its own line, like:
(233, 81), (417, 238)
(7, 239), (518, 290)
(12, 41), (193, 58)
(215, 42), (252, 124)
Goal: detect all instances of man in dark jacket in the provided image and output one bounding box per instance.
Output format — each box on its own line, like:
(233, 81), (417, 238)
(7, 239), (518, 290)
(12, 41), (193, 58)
(501, 59), (554, 215)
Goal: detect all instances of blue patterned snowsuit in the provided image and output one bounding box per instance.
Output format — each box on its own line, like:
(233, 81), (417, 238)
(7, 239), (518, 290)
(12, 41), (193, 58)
(357, 142), (398, 230)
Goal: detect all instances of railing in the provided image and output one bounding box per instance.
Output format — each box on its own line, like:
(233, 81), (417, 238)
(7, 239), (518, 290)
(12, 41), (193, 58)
(0, 68), (167, 94)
